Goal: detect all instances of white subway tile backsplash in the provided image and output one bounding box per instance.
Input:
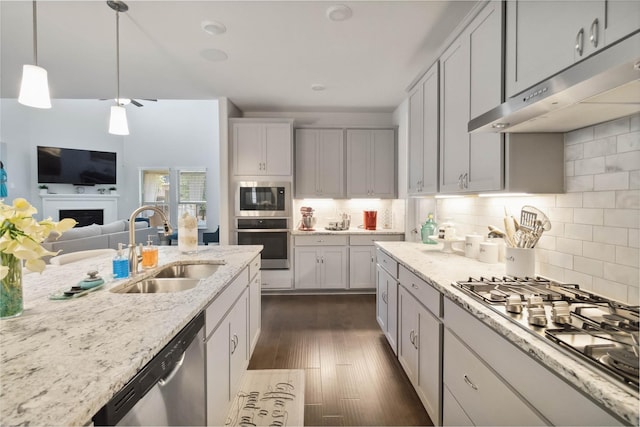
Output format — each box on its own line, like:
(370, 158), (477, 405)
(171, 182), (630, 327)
(616, 246), (639, 268)
(630, 113), (640, 132)
(555, 193), (582, 208)
(565, 143), (583, 160)
(593, 226), (628, 246)
(594, 116), (630, 139)
(629, 229), (639, 249)
(605, 151), (640, 172)
(630, 171), (640, 190)
(566, 126), (594, 145)
(548, 207), (573, 223)
(584, 137), (617, 158)
(593, 277), (629, 303)
(575, 157), (605, 175)
(536, 235), (556, 250)
(583, 191), (615, 208)
(547, 251), (574, 269)
(566, 175), (594, 192)
(565, 161), (575, 177)
(538, 263), (565, 281)
(583, 241), (616, 262)
(615, 190), (640, 209)
(555, 237), (582, 255)
(564, 269), (593, 287)
(593, 171), (629, 191)
(603, 262), (639, 287)
(574, 256), (604, 277)
(573, 208), (603, 225)
(628, 285), (639, 306)
(617, 131), (639, 153)
(604, 209), (639, 229)
(564, 223), (593, 241)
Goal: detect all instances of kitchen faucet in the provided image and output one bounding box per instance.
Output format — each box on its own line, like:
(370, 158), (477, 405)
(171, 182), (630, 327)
(128, 205), (173, 274)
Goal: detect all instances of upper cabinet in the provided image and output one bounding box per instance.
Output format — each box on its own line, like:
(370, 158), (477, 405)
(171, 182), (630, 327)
(505, 0), (640, 97)
(231, 119), (293, 176)
(346, 129), (396, 199)
(440, 1), (504, 193)
(295, 128), (345, 198)
(408, 62), (439, 196)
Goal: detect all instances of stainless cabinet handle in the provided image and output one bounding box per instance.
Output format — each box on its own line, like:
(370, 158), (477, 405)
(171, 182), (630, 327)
(411, 283), (419, 290)
(463, 374), (478, 391)
(409, 329), (415, 345)
(463, 172), (468, 189)
(575, 28), (584, 56)
(321, 257), (324, 263)
(590, 18), (599, 48)
(231, 334), (239, 354)
(382, 291), (388, 304)
(371, 256), (374, 263)
(413, 333), (419, 350)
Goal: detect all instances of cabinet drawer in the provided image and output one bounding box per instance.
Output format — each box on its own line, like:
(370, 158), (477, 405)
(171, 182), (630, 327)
(205, 268), (249, 338)
(249, 255), (261, 280)
(376, 248), (398, 278)
(399, 265), (441, 317)
(294, 235), (348, 246)
(350, 234), (404, 246)
(444, 329), (546, 426)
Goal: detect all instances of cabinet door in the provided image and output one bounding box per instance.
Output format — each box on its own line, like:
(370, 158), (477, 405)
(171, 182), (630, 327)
(417, 304), (442, 426)
(320, 246), (348, 289)
(398, 286), (419, 384)
(376, 265), (388, 332)
(206, 321), (231, 426)
(439, 37), (470, 193)
(408, 82), (425, 195)
(386, 275), (398, 355)
(468, 0), (504, 192)
(443, 385), (474, 426)
(233, 123), (263, 176)
(421, 63), (439, 194)
(264, 123), (292, 175)
(294, 247), (320, 289)
(229, 289), (249, 402)
(318, 130), (345, 198)
(350, 246), (375, 289)
(371, 129), (396, 198)
(346, 129), (370, 197)
(295, 129), (319, 197)
(605, 0), (640, 45)
(249, 273), (261, 356)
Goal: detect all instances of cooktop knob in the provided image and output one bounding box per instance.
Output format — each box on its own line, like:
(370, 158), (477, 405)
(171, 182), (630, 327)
(528, 307), (548, 326)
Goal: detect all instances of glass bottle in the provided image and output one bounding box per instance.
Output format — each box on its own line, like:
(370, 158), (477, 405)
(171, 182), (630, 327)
(142, 236), (158, 269)
(421, 214), (438, 244)
(112, 243), (129, 279)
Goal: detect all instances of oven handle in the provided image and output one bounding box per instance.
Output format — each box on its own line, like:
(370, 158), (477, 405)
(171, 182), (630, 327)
(235, 229), (291, 233)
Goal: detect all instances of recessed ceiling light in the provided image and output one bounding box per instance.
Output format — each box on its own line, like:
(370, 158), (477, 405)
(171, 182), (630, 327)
(200, 48), (228, 62)
(326, 5), (352, 22)
(311, 83), (326, 91)
(201, 20), (226, 35)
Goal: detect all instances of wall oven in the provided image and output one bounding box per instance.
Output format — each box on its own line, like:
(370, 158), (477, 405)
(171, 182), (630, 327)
(235, 181), (291, 217)
(236, 218), (290, 269)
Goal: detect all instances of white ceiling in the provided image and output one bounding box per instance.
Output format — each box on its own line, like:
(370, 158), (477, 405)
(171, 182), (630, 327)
(1, 1), (478, 113)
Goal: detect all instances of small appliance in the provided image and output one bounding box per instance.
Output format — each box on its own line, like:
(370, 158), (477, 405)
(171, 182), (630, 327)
(298, 206), (316, 231)
(363, 210), (377, 230)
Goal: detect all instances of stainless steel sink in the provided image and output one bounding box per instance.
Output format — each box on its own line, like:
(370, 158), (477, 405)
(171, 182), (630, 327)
(112, 278), (201, 294)
(153, 263), (222, 279)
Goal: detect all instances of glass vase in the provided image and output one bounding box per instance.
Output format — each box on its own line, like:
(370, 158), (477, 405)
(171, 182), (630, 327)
(1, 253), (23, 319)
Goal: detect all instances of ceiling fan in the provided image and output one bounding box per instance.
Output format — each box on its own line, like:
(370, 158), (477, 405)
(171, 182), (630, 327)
(100, 98), (157, 107)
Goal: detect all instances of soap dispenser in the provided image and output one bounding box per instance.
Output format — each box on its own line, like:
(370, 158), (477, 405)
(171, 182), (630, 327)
(142, 236), (158, 269)
(112, 243), (130, 279)
(421, 213), (438, 244)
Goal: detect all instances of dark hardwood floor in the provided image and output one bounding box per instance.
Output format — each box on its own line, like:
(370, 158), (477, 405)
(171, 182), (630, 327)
(248, 294), (433, 426)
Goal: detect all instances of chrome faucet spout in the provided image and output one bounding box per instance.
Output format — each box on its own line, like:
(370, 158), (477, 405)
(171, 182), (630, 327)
(128, 205), (173, 274)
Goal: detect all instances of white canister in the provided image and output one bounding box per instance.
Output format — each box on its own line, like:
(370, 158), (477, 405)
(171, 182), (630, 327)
(478, 242), (499, 264)
(488, 236), (506, 262)
(464, 234), (484, 259)
(178, 212), (198, 253)
(505, 247), (535, 277)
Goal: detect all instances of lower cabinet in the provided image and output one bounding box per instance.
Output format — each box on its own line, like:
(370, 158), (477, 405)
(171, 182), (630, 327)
(294, 246), (348, 289)
(376, 264), (398, 354)
(351, 246), (376, 289)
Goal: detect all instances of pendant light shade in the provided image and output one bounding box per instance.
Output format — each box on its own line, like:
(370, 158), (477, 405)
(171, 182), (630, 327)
(18, 1), (51, 109)
(109, 105), (129, 135)
(107, 1), (129, 136)
(18, 64), (51, 108)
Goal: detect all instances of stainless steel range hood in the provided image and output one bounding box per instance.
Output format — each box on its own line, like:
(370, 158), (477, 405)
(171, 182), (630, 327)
(469, 32), (640, 133)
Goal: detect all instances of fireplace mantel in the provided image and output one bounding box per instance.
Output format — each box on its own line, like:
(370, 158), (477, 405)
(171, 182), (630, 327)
(41, 194), (119, 223)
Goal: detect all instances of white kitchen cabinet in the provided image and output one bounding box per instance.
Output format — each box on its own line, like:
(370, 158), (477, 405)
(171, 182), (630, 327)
(295, 128), (344, 198)
(505, 0), (640, 98)
(231, 120), (293, 176)
(346, 129), (396, 198)
(376, 264), (399, 355)
(350, 246), (376, 289)
(440, 0), (503, 193)
(248, 256), (261, 355)
(294, 246), (348, 289)
(408, 62), (439, 195)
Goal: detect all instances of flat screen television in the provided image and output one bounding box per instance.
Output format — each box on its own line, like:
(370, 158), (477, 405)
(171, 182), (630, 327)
(37, 146), (117, 185)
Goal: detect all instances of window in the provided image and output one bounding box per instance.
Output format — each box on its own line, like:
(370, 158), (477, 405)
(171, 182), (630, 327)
(178, 170), (207, 228)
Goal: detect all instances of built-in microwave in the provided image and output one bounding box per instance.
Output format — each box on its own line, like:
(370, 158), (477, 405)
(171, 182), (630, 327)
(234, 181), (291, 217)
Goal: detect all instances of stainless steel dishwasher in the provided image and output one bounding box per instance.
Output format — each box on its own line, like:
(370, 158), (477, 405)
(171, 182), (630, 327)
(93, 312), (205, 426)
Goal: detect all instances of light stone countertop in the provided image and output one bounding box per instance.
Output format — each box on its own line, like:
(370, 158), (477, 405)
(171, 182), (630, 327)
(375, 241), (639, 426)
(291, 228), (405, 236)
(0, 245), (262, 427)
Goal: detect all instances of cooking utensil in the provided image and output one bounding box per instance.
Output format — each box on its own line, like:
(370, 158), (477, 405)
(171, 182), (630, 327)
(503, 210), (518, 248)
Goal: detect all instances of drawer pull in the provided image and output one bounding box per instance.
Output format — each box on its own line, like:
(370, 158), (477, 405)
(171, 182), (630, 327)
(463, 374), (478, 391)
(409, 330), (415, 345)
(382, 291), (388, 304)
(411, 283), (419, 290)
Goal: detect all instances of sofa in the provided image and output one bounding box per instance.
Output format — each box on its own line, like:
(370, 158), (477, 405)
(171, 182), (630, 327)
(42, 220), (157, 262)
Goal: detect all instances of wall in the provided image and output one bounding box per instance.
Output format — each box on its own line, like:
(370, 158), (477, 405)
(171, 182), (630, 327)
(0, 99), (221, 233)
(423, 114), (639, 304)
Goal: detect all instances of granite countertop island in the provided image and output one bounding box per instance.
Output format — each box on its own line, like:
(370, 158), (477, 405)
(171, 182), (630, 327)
(375, 241), (639, 426)
(0, 245), (261, 426)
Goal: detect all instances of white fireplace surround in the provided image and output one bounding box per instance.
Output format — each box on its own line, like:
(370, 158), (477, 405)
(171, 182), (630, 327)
(41, 195), (119, 224)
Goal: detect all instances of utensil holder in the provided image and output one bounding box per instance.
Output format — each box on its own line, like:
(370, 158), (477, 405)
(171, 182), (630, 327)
(505, 247), (535, 277)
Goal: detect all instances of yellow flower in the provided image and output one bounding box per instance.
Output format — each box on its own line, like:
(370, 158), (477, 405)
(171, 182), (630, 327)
(0, 198), (77, 278)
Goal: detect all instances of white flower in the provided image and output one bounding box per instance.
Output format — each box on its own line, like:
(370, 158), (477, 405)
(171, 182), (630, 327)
(0, 198), (77, 278)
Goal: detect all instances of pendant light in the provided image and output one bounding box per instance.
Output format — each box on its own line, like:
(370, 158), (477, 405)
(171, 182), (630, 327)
(107, 1), (129, 136)
(18, 1), (51, 109)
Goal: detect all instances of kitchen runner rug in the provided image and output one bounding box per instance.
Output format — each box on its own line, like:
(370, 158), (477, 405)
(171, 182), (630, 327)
(225, 369), (305, 427)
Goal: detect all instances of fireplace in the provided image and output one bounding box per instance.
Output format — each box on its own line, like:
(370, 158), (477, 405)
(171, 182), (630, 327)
(60, 209), (104, 227)
(41, 194), (118, 224)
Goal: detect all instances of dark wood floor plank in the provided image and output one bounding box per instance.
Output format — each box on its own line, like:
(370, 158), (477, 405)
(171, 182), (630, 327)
(249, 294), (432, 426)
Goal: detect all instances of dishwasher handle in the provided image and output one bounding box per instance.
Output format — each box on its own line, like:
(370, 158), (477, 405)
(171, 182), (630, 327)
(158, 351), (186, 387)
